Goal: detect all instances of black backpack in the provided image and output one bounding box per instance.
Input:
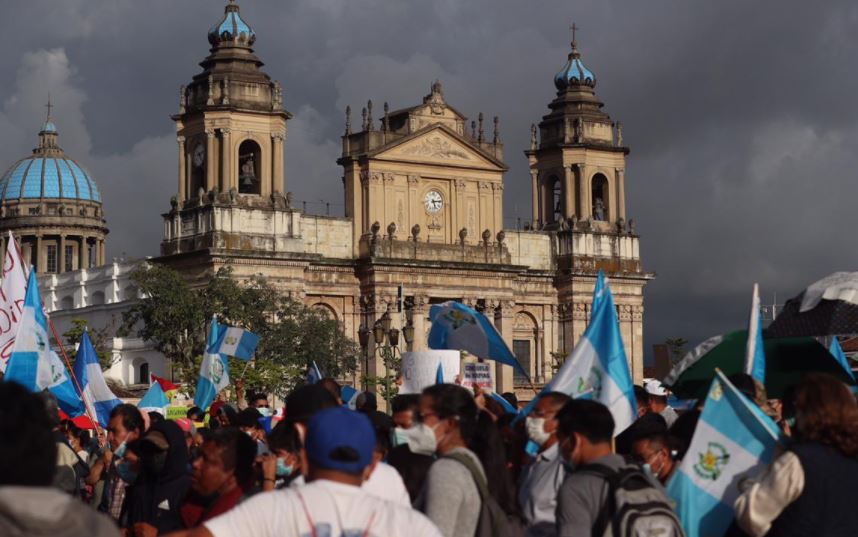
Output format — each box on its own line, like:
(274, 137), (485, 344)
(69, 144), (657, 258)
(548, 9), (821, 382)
(578, 463), (685, 537)
(443, 452), (524, 537)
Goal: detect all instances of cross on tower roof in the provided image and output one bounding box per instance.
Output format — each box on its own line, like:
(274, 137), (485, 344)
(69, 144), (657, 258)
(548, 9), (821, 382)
(569, 22), (579, 47)
(45, 95), (53, 122)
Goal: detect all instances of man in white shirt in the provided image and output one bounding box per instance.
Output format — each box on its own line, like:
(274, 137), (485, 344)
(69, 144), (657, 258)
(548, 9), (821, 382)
(644, 379), (678, 428)
(165, 407), (440, 537)
(519, 392), (571, 537)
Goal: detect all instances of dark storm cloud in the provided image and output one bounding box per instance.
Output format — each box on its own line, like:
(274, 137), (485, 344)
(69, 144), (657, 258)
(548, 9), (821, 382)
(2, 0), (857, 354)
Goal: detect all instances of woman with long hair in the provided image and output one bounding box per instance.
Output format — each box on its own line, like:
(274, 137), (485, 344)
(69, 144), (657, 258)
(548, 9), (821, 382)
(735, 373), (858, 537)
(409, 384), (519, 537)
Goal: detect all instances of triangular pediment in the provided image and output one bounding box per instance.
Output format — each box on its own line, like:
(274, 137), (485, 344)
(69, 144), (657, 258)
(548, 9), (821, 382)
(372, 125), (505, 170)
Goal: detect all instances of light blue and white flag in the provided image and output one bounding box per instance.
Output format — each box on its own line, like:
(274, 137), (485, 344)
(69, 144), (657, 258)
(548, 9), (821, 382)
(515, 271), (636, 434)
(744, 283), (766, 385)
(488, 391), (518, 415)
(341, 385), (360, 410)
(307, 360), (323, 385)
(428, 301), (528, 378)
(666, 370), (783, 537)
(194, 318), (229, 410)
(72, 330), (120, 427)
(138, 381), (170, 416)
(4, 270), (85, 418)
(216, 326), (259, 361)
(829, 337), (856, 382)
(435, 362), (444, 384)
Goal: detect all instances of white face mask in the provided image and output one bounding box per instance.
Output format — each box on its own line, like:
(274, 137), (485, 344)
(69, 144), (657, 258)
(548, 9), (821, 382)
(526, 417), (551, 446)
(391, 427), (410, 447)
(404, 422), (440, 456)
(257, 407), (272, 418)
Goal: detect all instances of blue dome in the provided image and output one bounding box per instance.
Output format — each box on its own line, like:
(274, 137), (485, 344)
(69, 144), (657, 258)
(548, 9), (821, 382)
(208, 2), (256, 47)
(41, 121), (57, 133)
(0, 156), (101, 203)
(554, 44), (596, 91)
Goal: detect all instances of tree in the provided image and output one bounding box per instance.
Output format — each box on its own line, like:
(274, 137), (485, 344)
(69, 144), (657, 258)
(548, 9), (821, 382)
(120, 263), (359, 399)
(664, 337), (688, 366)
(63, 318), (115, 371)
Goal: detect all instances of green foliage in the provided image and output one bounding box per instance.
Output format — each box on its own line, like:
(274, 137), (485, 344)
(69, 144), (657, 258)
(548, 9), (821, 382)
(363, 344), (402, 406)
(64, 318), (115, 371)
(121, 264), (359, 399)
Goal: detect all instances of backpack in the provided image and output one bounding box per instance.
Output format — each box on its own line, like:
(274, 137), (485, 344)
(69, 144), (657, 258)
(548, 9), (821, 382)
(443, 452), (524, 537)
(578, 463), (685, 537)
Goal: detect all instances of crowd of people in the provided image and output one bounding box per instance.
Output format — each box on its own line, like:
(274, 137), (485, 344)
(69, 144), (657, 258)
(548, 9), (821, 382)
(1, 371), (857, 537)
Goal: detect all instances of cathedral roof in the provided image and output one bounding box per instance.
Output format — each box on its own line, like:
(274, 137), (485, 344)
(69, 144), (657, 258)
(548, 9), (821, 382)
(208, 0), (256, 48)
(554, 35), (596, 91)
(0, 121), (101, 203)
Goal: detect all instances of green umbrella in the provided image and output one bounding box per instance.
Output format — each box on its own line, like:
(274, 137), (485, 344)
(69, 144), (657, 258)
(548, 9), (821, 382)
(663, 330), (857, 400)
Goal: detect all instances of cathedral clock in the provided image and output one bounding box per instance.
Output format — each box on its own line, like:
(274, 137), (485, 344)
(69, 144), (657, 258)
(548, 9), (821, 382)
(424, 190), (443, 214)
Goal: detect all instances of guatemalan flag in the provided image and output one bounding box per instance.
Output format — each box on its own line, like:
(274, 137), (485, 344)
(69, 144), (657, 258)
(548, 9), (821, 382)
(72, 330), (120, 427)
(307, 360), (323, 385)
(744, 283), (766, 385)
(667, 370), (783, 537)
(4, 270), (85, 417)
(829, 337), (856, 382)
(428, 301), (528, 378)
(194, 318), (229, 410)
(516, 271), (636, 434)
(138, 381), (170, 416)
(215, 326), (259, 361)
(340, 385), (360, 410)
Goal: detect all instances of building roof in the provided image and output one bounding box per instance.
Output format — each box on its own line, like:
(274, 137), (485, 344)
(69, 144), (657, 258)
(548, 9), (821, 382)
(0, 121), (101, 203)
(208, 0), (256, 47)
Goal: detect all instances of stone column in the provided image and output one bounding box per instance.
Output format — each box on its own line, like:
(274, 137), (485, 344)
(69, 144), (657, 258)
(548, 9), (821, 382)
(205, 129), (216, 191)
(577, 163), (588, 219)
(563, 165), (575, 219)
(530, 170), (539, 224)
(411, 295), (429, 352)
(491, 299), (516, 393)
(616, 167), (626, 221)
(177, 136), (186, 203)
(272, 132), (285, 193)
(220, 129), (231, 193)
(34, 234), (43, 273)
(59, 235), (66, 273)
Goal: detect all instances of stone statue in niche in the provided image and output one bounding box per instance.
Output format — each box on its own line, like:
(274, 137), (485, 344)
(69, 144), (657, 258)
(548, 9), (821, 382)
(285, 191), (294, 209)
(593, 197), (606, 221)
(239, 154), (256, 189)
(574, 117), (583, 143)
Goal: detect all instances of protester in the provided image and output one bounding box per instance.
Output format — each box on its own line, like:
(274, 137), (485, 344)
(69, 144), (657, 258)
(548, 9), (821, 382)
(362, 409), (411, 506)
(247, 393), (272, 417)
(165, 407), (442, 537)
(735, 374), (858, 537)
(0, 381), (119, 537)
(355, 390), (378, 414)
(235, 408), (267, 456)
(208, 402), (237, 429)
(555, 399), (681, 537)
(260, 420), (302, 490)
(87, 403), (145, 520)
(180, 428), (256, 529)
(502, 392), (519, 410)
(66, 421), (92, 461)
(387, 394), (434, 503)
(48, 396), (89, 497)
(124, 420), (192, 535)
(175, 418), (197, 453)
(630, 414), (676, 484)
(645, 379), (678, 427)
(519, 392), (570, 537)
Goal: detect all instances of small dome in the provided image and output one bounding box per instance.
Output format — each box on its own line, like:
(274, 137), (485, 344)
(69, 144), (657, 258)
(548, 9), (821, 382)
(554, 42), (596, 91)
(0, 123), (101, 203)
(208, 1), (256, 47)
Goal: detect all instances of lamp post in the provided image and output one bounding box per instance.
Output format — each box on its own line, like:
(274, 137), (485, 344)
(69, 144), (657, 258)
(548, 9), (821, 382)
(371, 311), (401, 413)
(358, 324), (370, 390)
(402, 320), (414, 352)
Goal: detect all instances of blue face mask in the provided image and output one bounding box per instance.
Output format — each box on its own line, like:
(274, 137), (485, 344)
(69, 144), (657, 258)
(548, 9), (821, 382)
(391, 427), (409, 447)
(275, 458), (293, 477)
(113, 442), (127, 458)
(116, 460), (138, 484)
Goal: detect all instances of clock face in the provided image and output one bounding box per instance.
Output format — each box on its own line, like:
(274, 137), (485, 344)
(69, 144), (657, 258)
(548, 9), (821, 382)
(192, 143), (205, 168)
(424, 190), (443, 214)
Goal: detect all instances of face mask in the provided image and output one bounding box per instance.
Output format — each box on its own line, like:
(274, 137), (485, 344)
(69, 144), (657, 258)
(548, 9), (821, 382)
(113, 442), (127, 458)
(405, 422), (440, 456)
(525, 417), (551, 446)
(116, 460), (138, 484)
(391, 427), (409, 447)
(257, 407), (272, 418)
(275, 458), (293, 477)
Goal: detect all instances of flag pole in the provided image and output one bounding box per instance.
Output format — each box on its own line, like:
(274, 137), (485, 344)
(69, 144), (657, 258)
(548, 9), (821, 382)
(46, 313), (102, 436)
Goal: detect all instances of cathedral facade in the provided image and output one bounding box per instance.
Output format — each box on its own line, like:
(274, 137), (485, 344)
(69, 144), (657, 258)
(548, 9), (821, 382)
(155, 0), (652, 395)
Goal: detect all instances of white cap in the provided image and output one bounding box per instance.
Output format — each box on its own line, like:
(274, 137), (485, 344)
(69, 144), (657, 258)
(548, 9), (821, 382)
(645, 379), (668, 397)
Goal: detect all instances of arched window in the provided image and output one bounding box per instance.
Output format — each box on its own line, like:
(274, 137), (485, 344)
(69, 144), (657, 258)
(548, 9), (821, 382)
(591, 173), (609, 221)
(60, 296), (74, 310)
(138, 362), (149, 385)
(91, 291), (105, 306)
(189, 140), (205, 198)
(550, 176), (562, 223)
(238, 140), (262, 195)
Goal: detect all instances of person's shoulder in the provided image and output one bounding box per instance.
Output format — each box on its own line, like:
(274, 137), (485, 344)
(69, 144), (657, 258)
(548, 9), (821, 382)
(383, 501), (443, 537)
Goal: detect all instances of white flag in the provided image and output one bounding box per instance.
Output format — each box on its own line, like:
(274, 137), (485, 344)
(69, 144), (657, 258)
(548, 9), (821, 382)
(0, 233), (28, 372)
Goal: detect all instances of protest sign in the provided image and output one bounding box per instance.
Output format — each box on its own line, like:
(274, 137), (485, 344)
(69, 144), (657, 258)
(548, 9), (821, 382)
(400, 350), (460, 393)
(0, 233), (27, 372)
(166, 405), (190, 420)
(461, 362), (492, 390)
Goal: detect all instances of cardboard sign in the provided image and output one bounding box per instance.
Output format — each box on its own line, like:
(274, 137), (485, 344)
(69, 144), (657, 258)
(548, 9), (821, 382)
(461, 362), (492, 390)
(165, 406), (189, 421)
(399, 350), (461, 394)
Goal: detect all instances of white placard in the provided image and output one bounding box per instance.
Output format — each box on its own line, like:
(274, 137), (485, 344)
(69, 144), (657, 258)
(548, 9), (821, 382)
(399, 350), (461, 394)
(461, 362), (493, 390)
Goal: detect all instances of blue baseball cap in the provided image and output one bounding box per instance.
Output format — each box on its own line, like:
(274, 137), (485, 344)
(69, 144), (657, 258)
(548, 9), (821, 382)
(305, 407), (375, 474)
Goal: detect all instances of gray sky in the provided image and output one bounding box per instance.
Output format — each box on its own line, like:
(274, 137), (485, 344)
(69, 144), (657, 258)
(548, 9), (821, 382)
(1, 0), (856, 354)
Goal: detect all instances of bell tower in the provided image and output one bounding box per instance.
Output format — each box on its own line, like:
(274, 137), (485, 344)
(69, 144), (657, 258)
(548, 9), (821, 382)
(173, 0), (290, 204)
(525, 27), (627, 232)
